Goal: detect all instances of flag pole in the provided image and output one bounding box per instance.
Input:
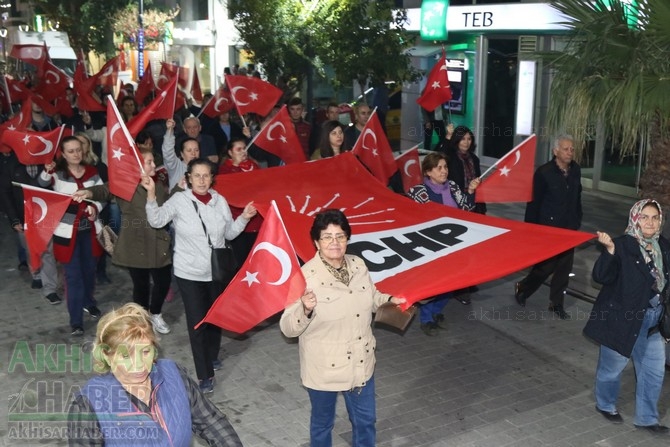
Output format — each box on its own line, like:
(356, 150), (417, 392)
(394, 144), (419, 160)
(12, 182), (96, 203)
(52, 125), (65, 163)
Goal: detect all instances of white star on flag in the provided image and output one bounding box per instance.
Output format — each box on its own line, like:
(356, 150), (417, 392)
(372, 149), (379, 157)
(280, 136), (287, 143)
(112, 147), (125, 161)
(22, 135), (30, 145)
(242, 271), (260, 287)
(499, 166), (511, 176)
(8, 125), (15, 130)
(431, 81), (441, 89)
(250, 92), (259, 101)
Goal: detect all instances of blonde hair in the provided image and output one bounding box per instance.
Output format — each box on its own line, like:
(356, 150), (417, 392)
(75, 132), (99, 165)
(92, 303), (158, 373)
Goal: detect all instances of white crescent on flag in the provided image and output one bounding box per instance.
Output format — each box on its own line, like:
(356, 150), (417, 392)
(404, 159), (417, 177)
(32, 197), (48, 224)
(266, 122), (287, 143)
(214, 97), (229, 113)
(45, 70), (61, 85)
(231, 86), (250, 106)
(361, 129), (378, 152)
(25, 48), (43, 60)
(250, 242), (292, 286)
(28, 137), (54, 156)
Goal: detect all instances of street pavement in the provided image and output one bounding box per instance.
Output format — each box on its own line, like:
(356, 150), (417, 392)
(2, 188), (670, 447)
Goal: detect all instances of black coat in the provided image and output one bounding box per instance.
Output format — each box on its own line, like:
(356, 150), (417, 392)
(0, 152), (42, 227)
(447, 148), (486, 214)
(583, 235), (670, 357)
(524, 158), (582, 230)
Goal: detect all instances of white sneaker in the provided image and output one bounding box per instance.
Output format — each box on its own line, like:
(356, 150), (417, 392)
(151, 314), (171, 334)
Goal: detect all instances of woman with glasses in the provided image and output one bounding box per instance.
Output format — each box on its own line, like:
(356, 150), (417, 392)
(142, 158), (257, 393)
(280, 209), (405, 447)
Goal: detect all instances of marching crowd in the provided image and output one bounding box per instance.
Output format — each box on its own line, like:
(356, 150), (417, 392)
(2, 62), (670, 445)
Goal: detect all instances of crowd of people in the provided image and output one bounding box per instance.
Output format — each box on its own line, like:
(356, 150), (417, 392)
(1, 64), (669, 445)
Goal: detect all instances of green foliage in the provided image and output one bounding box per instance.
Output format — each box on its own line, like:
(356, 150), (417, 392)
(31, 0), (132, 55)
(537, 0), (670, 158)
(229, 0), (418, 94)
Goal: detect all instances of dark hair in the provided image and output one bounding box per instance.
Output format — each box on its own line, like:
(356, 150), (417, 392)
(318, 120), (348, 158)
(449, 126), (476, 153)
(310, 209), (351, 242)
(135, 130), (153, 146)
(226, 137), (247, 151)
(185, 159), (217, 189)
(178, 137), (200, 158)
(287, 97), (303, 107)
(421, 152), (448, 177)
(56, 136), (85, 173)
(327, 102), (339, 110)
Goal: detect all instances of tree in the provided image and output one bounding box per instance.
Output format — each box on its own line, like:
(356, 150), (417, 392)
(32, 0), (130, 55)
(538, 0), (670, 206)
(229, 0), (417, 100)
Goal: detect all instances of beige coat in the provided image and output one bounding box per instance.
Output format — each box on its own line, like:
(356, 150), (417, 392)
(279, 253), (391, 391)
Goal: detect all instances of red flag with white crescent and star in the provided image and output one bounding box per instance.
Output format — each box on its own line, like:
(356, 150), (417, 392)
(34, 60), (71, 102)
(395, 146), (423, 193)
(199, 86), (234, 118)
(476, 134), (537, 203)
(351, 109), (397, 184)
(21, 185), (72, 270)
(127, 76), (177, 138)
(135, 63), (155, 106)
(225, 75), (282, 117)
(212, 152), (594, 309)
(0, 100), (38, 154)
(2, 126), (65, 165)
(106, 96), (144, 201)
(249, 105), (306, 164)
(73, 61), (105, 112)
(92, 56), (119, 88)
(10, 44), (49, 68)
(196, 201), (306, 333)
(416, 53), (452, 112)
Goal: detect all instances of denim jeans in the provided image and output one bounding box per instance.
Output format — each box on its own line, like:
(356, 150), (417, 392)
(307, 375), (376, 447)
(63, 231), (97, 328)
(595, 305), (665, 426)
(419, 292), (451, 323)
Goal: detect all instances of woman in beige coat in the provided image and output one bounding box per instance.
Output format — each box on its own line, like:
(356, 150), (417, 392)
(280, 209), (405, 447)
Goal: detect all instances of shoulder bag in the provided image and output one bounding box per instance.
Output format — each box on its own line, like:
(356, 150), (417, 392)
(192, 201), (239, 283)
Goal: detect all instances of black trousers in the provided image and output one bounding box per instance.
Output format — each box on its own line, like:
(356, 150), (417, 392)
(175, 276), (223, 381)
(518, 248), (575, 306)
(127, 265), (172, 315)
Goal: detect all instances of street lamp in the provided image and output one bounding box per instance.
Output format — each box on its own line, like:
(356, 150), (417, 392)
(138, 0), (144, 80)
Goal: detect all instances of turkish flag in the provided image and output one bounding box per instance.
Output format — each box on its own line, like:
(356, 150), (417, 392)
(212, 152), (594, 308)
(21, 185), (72, 270)
(158, 62), (189, 90)
(250, 105), (306, 164)
(6, 78), (32, 103)
(92, 56), (119, 88)
(135, 63), (155, 106)
(197, 201), (306, 333)
(199, 86), (234, 118)
(106, 97), (144, 201)
(416, 54), (452, 112)
(191, 69), (203, 103)
(351, 110), (397, 183)
(10, 44), (49, 68)
(0, 100), (33, 153)
(395, 146), (423, 192)
(2, 126), (64, 165)
(127, 76), (177, 138)
(476, 134), (537, 203)
(225, 75), (282, 117)
(28, 92), (59, 117)
(34, 60), (71, 102)
(53, 90), (75, 118)
(73, 61), (105, 112)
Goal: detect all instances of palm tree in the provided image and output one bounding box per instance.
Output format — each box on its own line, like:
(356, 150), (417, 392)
(538, 0), (670, 207)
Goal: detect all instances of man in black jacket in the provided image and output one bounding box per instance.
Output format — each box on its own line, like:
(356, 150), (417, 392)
(514, 135), (582, 320)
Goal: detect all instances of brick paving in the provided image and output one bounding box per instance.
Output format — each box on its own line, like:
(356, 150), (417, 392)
(2, 189), (670, 446)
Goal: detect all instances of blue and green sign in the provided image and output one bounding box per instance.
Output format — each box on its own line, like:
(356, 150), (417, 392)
(420, 0), (449, 41)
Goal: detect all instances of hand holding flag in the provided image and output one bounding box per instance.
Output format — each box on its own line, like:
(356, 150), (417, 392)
(196, 201), (306, 334)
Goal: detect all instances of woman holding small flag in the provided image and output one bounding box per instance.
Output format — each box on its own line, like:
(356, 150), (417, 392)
(280, 209), (406, 447)
(408, 152), (480, 335)
(39, 136), (105, 336)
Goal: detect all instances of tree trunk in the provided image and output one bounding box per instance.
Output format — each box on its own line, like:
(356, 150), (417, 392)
(639, 115), (670, 221)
